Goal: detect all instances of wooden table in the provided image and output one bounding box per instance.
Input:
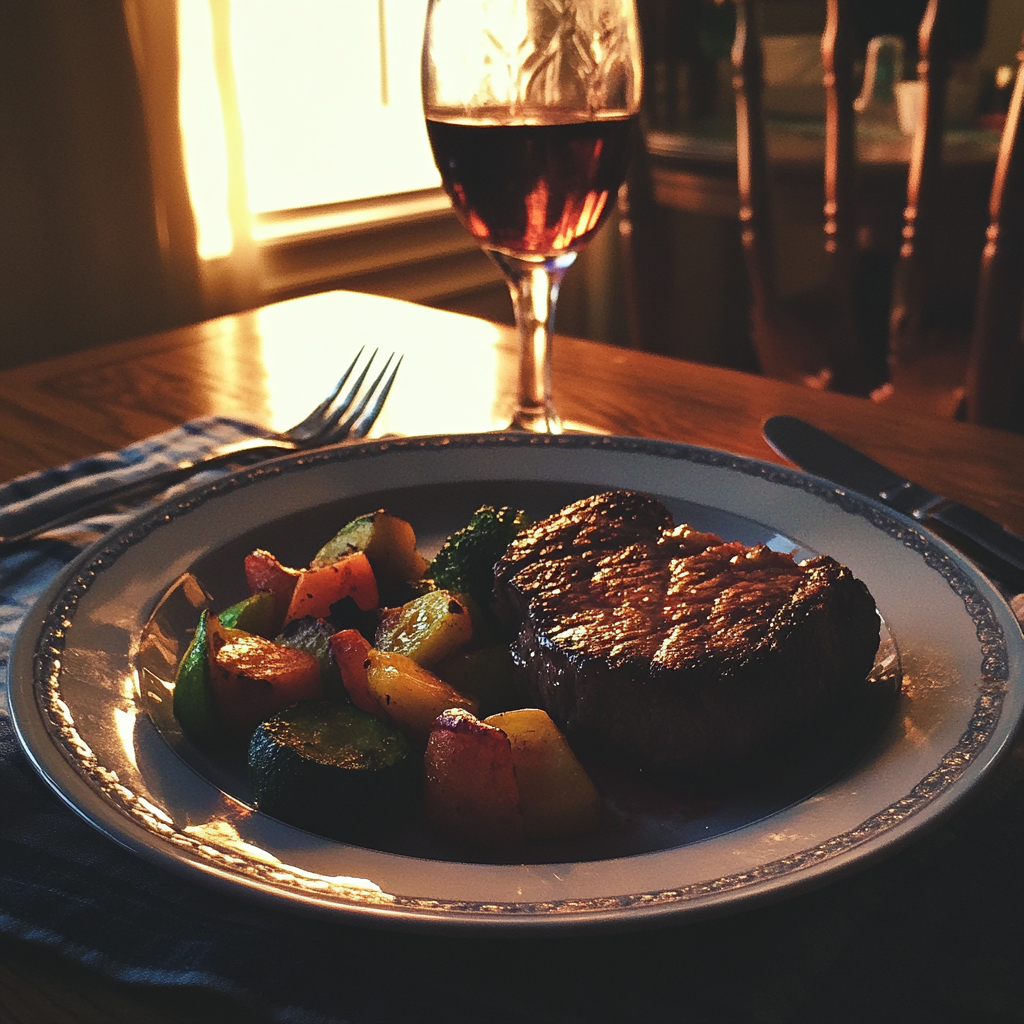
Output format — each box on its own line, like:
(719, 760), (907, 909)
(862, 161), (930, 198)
(2, 289), (1024, 1022)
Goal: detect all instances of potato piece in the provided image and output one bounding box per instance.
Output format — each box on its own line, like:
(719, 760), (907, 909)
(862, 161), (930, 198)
(328, 629), (382, 715)
(374, 589), (472, 667)
(424, 708), (524, 849)
(484, 709), (600, 839)
(312, 510), (429, 584)
(284, 551), (379, 624)
(365, 650), (477, 742)
(208, 617), (322, 738)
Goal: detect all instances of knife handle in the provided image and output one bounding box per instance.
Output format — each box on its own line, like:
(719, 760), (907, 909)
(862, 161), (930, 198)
(929, 503), (1024, 580)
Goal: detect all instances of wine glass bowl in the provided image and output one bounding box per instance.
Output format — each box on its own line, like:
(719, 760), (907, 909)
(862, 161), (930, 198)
(422, 0), (643, 432)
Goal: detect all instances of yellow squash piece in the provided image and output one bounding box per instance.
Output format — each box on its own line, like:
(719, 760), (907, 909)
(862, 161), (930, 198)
(374, 589), (473, 667)
(365, 649), (478, 743)
(484, 709), (600, 839)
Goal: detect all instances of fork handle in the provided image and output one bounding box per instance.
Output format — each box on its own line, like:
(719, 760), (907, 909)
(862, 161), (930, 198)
(0, 443), (288, 550)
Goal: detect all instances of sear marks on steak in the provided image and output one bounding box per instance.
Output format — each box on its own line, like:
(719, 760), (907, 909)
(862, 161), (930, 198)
(493, 490), (882, 775)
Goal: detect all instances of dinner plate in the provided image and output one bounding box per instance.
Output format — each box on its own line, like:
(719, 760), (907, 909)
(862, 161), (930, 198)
(9, 433), (1024, 931)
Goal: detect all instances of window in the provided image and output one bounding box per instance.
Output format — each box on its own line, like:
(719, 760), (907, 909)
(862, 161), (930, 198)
(172, 0), (623, 341)
(230, 0), (439, 215)
(178, 0), (491, 308)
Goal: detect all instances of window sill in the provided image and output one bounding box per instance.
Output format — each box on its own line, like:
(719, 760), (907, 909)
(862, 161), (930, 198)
(254, 187), (505, 306)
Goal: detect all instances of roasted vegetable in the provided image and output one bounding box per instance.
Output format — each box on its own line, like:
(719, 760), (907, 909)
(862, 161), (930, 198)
(284, 551), (378, 624)
(207, 616), (322, 738)
(424, 707), (524, 848)
(218, 590), (277, 637)
(427, 506), (532, 611)
(484, 709), (600, 839)
(173, 610), (219, 746)
(329, 629), (378, 714)
(277, 615), (342, 693)
(312, 510), (429, 592)
(374, 589), (472, 667)
(244, 549), (300, 632)
(250, 701), (419, 841)
(364, 649), (478, 742)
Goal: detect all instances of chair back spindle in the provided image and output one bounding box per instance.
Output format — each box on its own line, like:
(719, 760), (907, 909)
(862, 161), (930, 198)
(730, 0), (867, 391)
(966, 38), (1024, 433)
(887, 0), (953, 364)
(732, 1), (781, 369)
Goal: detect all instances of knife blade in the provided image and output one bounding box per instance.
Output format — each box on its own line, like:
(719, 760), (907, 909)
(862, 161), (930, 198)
(762, 415), (1024, 590)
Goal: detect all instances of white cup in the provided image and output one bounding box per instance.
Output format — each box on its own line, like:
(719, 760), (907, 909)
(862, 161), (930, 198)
(895, 80), (925, 136)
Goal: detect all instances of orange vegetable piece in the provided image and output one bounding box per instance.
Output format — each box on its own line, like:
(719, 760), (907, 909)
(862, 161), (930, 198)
(328, 629), (381, 715)
(424, 708), (524, 849)
(207, 620), (322, 738)
(284, 551), (379, 625)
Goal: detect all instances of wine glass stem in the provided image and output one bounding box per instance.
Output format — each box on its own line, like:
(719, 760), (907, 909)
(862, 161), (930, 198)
(490, 251), (577, 433)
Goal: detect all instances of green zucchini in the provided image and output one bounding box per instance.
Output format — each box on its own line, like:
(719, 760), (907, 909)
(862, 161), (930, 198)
(172, 611), (219, 746)
(218, 590), (277, 636)
(276, 615), (343, 695)
(312, 510), (428, 589)
(249, 701), (419, 840)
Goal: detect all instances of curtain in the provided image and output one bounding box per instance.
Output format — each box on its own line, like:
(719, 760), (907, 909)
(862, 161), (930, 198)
(0, 0), (257, 371)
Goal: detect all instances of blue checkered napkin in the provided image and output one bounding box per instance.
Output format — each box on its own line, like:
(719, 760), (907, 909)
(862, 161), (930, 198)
(0, 418), (359, 1023)
(0, 416), (269, 547)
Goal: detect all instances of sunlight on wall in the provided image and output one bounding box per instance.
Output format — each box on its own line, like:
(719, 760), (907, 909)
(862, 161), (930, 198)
(179, 0), (442, 259)
(231, 0), (440, 212)
(178, 0), (233, 259)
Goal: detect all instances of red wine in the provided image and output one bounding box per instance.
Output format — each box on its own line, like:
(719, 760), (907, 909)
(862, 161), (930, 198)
(426, 115), (636, 257)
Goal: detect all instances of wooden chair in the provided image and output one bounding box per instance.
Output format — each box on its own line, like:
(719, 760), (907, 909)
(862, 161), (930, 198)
(625, 0), (1024, 428)
(733, 0), (1024, 425)
(730, 0), (975, 398)
(965, 37), (1024, 433)
(730, 0), (872, 394)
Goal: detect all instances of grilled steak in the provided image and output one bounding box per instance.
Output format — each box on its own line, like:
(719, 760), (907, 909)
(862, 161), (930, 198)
(493, 490), (881, 774)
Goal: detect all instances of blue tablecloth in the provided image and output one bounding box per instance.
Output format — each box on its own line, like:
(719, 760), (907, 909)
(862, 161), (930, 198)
(2, 420), (1023, 1023)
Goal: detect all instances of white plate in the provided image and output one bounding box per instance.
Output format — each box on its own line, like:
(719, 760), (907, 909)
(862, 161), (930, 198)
(10, 434), (1024, 931)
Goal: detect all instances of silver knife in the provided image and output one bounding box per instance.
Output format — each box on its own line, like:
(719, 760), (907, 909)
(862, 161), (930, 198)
(762, 415), (1024, 588)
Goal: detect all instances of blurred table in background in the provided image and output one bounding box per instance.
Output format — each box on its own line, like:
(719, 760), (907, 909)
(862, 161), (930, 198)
(626, 115), (1002, 369)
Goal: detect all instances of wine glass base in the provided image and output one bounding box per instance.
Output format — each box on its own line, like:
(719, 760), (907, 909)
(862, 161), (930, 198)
(508, 408), (563, 434)
(504, 414), (608, 436)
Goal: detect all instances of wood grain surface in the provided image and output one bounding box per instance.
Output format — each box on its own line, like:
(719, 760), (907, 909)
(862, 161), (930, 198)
(4, 289), (1022, 532)
(2, 288), (1024, 1022)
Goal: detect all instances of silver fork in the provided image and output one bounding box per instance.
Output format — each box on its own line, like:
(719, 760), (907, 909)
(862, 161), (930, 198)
(0, 348), (401, 549)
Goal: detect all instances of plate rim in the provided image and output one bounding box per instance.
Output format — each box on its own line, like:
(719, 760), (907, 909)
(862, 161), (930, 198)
(9, 432), (1023, 931)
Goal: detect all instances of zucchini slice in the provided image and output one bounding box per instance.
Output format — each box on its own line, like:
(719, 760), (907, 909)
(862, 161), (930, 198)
(173, 610), (219, 746)
(312, 510), (429, 587)
(249, 701), (419, 841)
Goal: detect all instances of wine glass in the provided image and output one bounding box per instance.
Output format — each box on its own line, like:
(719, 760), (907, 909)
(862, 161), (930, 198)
(422, 0), (643, 433)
